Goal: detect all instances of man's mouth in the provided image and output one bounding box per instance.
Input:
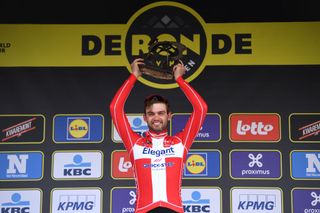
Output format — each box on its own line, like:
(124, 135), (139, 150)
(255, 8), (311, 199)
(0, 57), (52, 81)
(152, 121), (162, 126)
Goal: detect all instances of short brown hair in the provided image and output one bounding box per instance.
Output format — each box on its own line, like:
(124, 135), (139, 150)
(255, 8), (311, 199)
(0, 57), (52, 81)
(144, 94), (170, 114)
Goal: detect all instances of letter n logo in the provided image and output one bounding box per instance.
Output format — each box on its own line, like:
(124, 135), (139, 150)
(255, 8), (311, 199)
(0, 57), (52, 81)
(306, 153), (320, 173)
(6, 154), (29, 174)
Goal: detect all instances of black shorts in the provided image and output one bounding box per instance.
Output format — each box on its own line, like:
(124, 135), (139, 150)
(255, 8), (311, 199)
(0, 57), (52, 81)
(147, 207), (178, 213)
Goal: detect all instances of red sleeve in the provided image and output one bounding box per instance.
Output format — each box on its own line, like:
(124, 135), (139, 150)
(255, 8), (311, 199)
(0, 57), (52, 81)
(109, 74), (141, 152)
(175, 76), (208, 150)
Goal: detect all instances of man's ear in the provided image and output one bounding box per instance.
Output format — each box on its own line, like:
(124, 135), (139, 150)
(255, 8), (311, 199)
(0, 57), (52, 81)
(143, 114), (147, 122)
(168, 112), (172, 121)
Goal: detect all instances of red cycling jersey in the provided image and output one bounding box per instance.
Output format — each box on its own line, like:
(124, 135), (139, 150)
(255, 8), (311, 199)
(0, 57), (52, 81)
(110, 74), (207, 213)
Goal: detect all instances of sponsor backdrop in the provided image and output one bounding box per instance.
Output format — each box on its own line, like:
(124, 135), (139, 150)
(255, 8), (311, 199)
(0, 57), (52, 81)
(1, 1), (320, 213)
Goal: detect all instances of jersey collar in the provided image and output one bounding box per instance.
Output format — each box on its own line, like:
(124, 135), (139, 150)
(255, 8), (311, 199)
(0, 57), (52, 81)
(146, 130), (168, 139)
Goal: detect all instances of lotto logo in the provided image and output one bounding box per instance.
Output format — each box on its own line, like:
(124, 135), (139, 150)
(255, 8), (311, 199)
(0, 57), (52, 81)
(229, 114), (281, 142)
(111, 151), (133, 179)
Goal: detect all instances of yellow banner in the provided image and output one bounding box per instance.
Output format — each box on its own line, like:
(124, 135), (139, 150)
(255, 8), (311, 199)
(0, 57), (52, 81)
(0, 22), (319, 66)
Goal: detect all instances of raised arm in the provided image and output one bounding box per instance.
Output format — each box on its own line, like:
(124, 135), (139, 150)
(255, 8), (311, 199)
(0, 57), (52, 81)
(174, 63), (208, 150)
(109, 59), (144, 151)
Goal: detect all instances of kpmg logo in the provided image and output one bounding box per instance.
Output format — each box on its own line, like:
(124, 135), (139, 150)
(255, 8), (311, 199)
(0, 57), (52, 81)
(184, 150), (221, 179)
(291, 151), (320, 179)
(292, 188), (320, 213)
(0, 151), (43, 181)
(182, 188), (221, 213)
(51, 188), (102, 213)
(289, 113), (320, 143)
(111, 150), (133, 179)
(53, 114), (104, 143)
(112, 114), (148, 143)
(110, 188), (136, 213)
(230, 150), (281, 179)
(171, 113), (221, 142)
(0, 114), (45, 144)
(52, 151), (103, 180)
(229, 113), (281, 142)
(0, 189), (42, 213)
(231, 188), (282, 212)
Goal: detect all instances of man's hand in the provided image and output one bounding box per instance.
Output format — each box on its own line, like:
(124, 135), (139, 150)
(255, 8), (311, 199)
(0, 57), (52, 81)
(173, 61), (186, 80)
(131, 58), (144, 78)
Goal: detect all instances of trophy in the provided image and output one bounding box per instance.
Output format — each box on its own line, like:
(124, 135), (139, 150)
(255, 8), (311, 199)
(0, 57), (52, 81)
(139, 38), (187, 80)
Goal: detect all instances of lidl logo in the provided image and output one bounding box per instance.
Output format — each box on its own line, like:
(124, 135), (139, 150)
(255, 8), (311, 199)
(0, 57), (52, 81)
(53, 114), (104, 143)
(0, 151), (43, 181)
(184, 150), (221, 179)
(68, 119), (89, 139)
(186, 154), (206, 174)
(0, 189), (42, 213)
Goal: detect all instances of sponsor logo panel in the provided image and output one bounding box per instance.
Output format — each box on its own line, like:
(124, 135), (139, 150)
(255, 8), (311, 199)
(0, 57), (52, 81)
(229, 113), (281, 142)
(171, 113), (221, 142)
(51, 188), (102, 213)
(0, 151), (43, 181)
(52, 151), (103, 180)
(292, 188), (320, 213)
(111, 150), (133, 179)
(184, 150), (221, 179)
(0, 114), (45, 144)
(53, 114), (104, 143)
(231, 187), (283, 213)
(0, 189), (42, 213)
(110, 187), (221, 213)
(110, 187), (136, 213)
(182, 188), (221, 213)
(291, 150), (320, 179)
(289, 113), (320, 143)
(230, 150), (282, 179)
(112, 114), (148, 143)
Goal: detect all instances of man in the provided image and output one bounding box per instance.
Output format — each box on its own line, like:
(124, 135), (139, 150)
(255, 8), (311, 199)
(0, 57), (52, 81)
(110, 58), (207, 213)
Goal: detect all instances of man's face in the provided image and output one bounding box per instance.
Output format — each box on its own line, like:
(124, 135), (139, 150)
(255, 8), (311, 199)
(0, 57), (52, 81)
(143, 103), (171, 133)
